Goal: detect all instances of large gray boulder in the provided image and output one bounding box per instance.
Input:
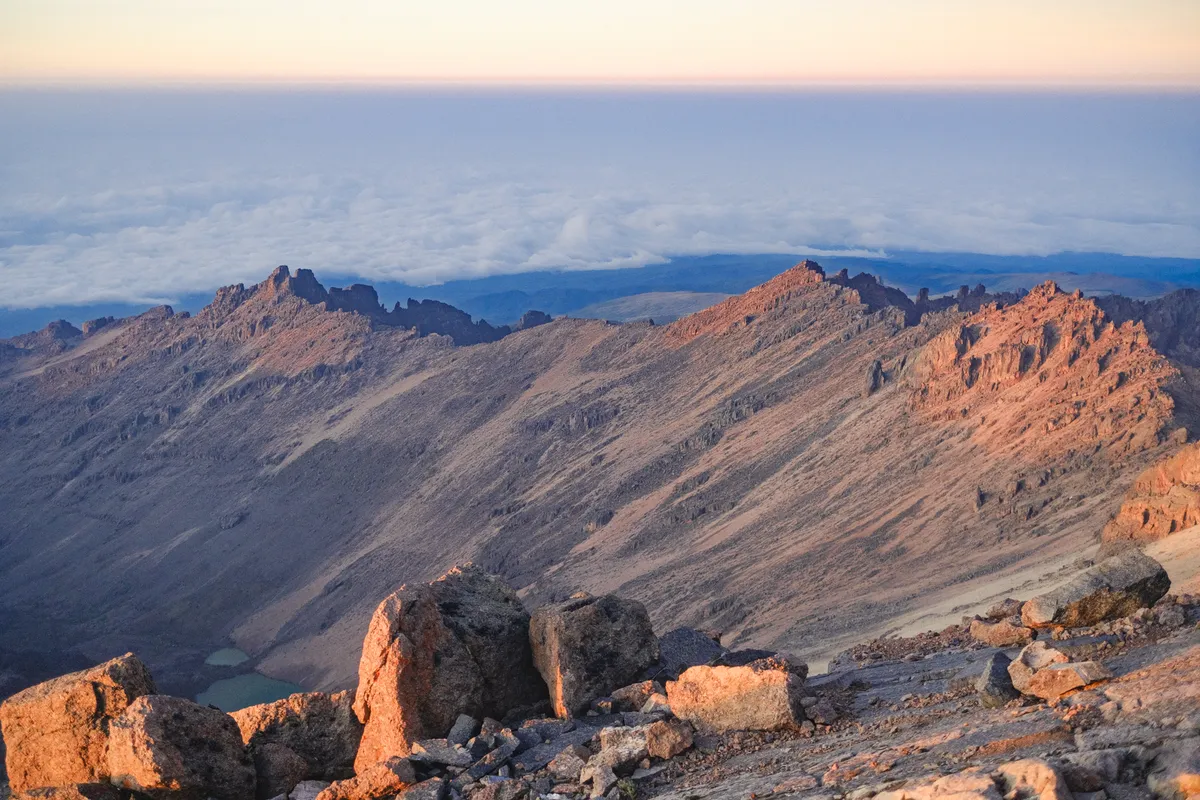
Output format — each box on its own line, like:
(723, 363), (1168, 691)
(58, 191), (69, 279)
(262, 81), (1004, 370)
(530, 594), (659, 718)
(107, 694), (256, 800)
(976, 652), (1020, 708)
(1022, 551), (1171, 628)
(352, 565), (548, 771)
(0, 653), (156, 793)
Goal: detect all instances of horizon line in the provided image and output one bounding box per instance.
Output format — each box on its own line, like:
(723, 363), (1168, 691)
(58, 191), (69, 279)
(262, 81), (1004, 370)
(3, 76), (1200, 93)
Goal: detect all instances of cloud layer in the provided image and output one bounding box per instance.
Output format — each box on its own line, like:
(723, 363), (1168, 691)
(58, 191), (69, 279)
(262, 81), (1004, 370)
(1, 90), (1198, 309)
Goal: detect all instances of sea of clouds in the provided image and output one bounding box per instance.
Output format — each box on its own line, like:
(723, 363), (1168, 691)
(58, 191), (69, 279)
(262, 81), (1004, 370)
(1, 90), (1197, 308)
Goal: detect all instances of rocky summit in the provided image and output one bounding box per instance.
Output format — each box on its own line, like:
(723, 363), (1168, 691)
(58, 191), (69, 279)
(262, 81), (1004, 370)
(2, 260), (1200, 797)
(0, 563), (1197, 800)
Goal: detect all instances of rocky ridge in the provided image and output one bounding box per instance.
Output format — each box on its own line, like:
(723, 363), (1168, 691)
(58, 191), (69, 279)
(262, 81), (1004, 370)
(1, 261), (1198, 702)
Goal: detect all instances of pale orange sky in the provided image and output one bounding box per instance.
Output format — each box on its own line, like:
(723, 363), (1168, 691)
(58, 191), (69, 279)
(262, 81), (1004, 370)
(3, 0), (1199, 86)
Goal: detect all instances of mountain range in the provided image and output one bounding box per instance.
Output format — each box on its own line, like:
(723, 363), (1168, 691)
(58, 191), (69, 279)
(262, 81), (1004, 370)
(1, 259), (1197, 703)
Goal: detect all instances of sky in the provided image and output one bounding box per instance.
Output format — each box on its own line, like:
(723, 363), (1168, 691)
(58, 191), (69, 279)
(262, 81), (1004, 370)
(3, 0), (1200, 86)
(2, 90), (1198, 310)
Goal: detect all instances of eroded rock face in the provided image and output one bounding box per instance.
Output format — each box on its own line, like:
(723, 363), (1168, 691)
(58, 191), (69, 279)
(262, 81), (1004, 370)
(231, 690), (361, 782)
(0, 653), (155, 793)
(352, 566), (547, 770)
(1022, 551), (1172, 628)
(530, 594), (659, 718)
(666, 657), (806, 732)
(107, 694), (255, 800)
(1104, 441), (1200, 547)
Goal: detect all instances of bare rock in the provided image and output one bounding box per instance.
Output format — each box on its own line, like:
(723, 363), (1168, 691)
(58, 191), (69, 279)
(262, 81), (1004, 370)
(107, 694), (256, 800)
(397, 779), (446, 800)
(252, 744), (309, 800)
(994, 758), (1073, 800)
(1025, 661), (1114, 701)
(289, 781), (330, 800)
(970, 618), (1035, 647)
(579, 763), (618, 799)
(352, 566), (547, 770)
(976, 653), (1020, 708)
(530, 594), (659, 718)
(641, 693), (670, 714)
(0, 653), (155, 793)
(314, 758), (417, 800)
(650, 628), (726, 680)
(12, 785), (121, 800)
(665, 657), (806, 732)
(548, 745), (591, 782)
(610, 681), (664, 713)
(447, 715), (479, 746)
(645, 719), (693, 759)
(1146, 737), (1200, 799)
(232, 690), (361, 782)
(985, 598), (1025, 621)
(1022, 551), (1172, 628)
(1008, 641), (1070, 695)
(410, 739), (473, 768)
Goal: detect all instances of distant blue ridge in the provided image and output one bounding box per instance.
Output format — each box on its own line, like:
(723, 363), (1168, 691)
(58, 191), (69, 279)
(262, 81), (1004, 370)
(3, 251), (1197, 339)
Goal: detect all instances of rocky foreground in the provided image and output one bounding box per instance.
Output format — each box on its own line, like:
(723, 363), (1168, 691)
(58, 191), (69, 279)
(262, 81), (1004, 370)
(1, 553), (1198, 800)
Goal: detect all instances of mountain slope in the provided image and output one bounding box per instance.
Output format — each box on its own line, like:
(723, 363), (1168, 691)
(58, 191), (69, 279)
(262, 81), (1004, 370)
(0, 261), (1190, 695)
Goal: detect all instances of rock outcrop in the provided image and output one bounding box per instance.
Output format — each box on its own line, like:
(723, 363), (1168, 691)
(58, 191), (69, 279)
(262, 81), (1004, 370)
(0, 653), (155, 793)
(352, 566), (547, 770)
(665, 656), (807, 732)
(107, 695), (256, 800)
(1103, 441), (1200, 547)
(231, 690), (362, 788)
(529, 594), (659, 718)
(1021, 551), (1172, 628)
(910, 281), (1177, 459)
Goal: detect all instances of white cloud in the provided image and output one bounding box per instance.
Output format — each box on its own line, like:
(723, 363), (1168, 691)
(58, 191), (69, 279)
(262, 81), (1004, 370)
(1, 91), (1197, 309)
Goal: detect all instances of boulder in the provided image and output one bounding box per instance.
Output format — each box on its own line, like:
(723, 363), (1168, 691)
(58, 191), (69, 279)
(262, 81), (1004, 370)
(314, 758), (417, 800)
(0, 653), (156, 793)
(984, 598), (1025, 621)
(645, 719), (693, 760)
(232, 690), (361, 782)
(107, 694), (256, 800)
(529, 594), (659, 718)
(976, 653), (1020, 708)
(447, 715), (479, 746)
(969, 618), (1035, 647)
(252, 744), (309, 800)
(547, 745), (591, 782)
(352, 566), (548, 770)
(579, 763), (617, 799)
(1008, 642), (1069, 695)
(1022, 551), (1171, 628)
(666, 657), (806, 732)
(610, 681), (664, 713)
(409, 739), (473, 768)
(1025, 661), (1114, 701)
